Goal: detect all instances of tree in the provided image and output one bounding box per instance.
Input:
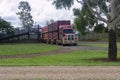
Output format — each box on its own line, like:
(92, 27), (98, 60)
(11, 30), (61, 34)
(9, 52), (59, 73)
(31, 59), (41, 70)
(52, 0), (120, 61)
(73, 5), (95, 35)
(46, 19), (55, 25)
(94, 24), (108, 33)
(16, 1), (34, 29)
(0, 18), (14, 38)
(74, 12), (87, 35)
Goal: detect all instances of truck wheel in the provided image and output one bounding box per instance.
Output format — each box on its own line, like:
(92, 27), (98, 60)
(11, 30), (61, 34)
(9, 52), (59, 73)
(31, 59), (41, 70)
(74, 44), (77, 46)
(62, 43), (66, 46)
(56, 41), (59, 45)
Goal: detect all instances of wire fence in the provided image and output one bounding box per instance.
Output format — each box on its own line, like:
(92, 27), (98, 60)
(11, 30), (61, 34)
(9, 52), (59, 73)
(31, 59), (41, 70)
(79, 32), (120, 41)
(0, 26), (42, 43)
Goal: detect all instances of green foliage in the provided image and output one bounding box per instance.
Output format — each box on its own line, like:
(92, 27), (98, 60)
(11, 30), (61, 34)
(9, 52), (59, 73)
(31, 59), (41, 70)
(88, 0), (108, 12)
(0, 43), (59, 55)
(0, 18), (14, 38)
(74, 13), (87, 35)
(0, 19), (10, 30)
(52, 0), (74, 9)
(17, 1), (34, 28)
(74, 4), (96, 35)
(94, 24), (108, 33)
(18, 1), (31, 11)
(52, 0), (108, 35)
(73, 8), (80, 16)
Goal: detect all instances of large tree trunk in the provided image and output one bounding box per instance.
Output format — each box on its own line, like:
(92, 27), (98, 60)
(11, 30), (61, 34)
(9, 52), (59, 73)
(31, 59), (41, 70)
(108, 29), (117, 61)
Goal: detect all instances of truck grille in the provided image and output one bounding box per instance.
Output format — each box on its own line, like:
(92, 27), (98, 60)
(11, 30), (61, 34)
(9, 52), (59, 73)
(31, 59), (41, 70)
(68, 35), (74, 40)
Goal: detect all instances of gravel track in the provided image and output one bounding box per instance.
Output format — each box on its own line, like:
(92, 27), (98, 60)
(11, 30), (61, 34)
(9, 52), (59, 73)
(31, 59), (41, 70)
(0, 66), (120, 80)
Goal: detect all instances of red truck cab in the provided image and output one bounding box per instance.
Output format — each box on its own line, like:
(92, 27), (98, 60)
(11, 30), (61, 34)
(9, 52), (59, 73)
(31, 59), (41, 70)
(58, 25), (77, 45)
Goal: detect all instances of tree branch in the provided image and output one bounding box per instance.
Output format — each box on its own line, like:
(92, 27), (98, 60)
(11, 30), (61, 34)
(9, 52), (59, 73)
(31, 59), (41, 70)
(109, 15), (120, 25)
(98, 4), (110, 20)
(76, 0), (84, 5)
(109, 0), (120, 24)
(84, 0), (108, 23)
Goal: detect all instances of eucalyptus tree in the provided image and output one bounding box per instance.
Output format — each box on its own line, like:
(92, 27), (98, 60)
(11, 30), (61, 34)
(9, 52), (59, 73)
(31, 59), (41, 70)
(73, 4), (95, 35)
(74, 9), (88, 35)
(53, 0), (120, 61)
(17, 1), (34, 29)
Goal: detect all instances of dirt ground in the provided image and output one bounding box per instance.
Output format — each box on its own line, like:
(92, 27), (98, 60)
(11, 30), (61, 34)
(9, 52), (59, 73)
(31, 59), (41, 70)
(0, 66), (120, 80)
(0, 42), (120, 80)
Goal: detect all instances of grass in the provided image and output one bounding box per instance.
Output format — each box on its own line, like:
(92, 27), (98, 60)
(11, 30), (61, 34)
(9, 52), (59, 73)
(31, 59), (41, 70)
(80, 42), (120, 48)
(0, 50), (120, 66)
(0, 42), (120, 66)
(0, 43), (59, 55)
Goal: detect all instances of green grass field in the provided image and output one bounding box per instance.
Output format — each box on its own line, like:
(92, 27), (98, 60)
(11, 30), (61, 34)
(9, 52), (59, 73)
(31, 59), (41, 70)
(0, 43), (59, 55)
(0, 42), (120, 66)
(81, 42), (120, 48)
(0, 50), (120, 66)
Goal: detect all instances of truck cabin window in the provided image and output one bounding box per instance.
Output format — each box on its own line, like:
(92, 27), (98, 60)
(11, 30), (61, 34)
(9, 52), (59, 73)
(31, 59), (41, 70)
(63, 29), (73, 33)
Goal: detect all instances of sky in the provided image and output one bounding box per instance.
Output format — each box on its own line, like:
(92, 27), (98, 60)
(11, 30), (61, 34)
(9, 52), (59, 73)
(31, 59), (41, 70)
(0, 0), (81, 27)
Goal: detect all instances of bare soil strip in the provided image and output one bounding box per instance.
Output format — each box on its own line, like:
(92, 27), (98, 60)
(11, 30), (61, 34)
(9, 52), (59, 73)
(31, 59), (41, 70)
(0, 45), (110, 59)
(0, 66), (120, 80)
(0, 47), (73, 59)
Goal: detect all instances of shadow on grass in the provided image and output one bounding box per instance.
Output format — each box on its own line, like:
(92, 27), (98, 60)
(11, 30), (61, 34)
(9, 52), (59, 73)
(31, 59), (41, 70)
(85, 58), (120, 62)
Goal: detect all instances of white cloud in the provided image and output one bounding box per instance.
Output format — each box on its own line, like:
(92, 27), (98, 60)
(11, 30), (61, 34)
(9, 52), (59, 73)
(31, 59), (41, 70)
(0, 0), (82, 27)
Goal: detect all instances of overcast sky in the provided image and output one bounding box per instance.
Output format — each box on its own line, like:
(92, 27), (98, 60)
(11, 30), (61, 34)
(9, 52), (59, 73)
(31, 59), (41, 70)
(0, 0), (81, 27)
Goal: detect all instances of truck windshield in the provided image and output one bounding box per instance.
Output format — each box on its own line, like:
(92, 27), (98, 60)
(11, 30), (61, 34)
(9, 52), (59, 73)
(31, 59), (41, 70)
(63, 29), (73, 33)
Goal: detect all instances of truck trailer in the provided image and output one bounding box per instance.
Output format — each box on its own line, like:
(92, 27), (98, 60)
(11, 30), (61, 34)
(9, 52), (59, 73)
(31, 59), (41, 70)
(42, 20), (77, 45)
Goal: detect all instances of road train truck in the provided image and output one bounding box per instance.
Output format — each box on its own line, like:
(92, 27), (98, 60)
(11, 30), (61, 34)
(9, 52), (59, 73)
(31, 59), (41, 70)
(42, 20), (77, 45)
